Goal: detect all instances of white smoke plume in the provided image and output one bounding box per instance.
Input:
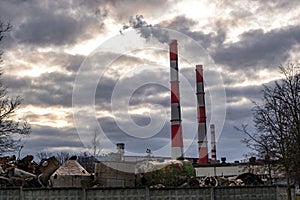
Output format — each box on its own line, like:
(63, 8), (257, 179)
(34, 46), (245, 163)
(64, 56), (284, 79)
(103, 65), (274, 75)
(122, 15), (170, 44)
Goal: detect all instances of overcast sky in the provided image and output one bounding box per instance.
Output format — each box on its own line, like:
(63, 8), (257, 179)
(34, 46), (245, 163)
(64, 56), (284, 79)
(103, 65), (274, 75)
(0, 0), (299, 162)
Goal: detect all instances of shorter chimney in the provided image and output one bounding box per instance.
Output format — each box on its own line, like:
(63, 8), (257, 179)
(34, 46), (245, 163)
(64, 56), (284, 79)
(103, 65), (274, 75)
(196, 65), (208, 164)
(116, 143), (125, 156)
(210, 124), (216, 161)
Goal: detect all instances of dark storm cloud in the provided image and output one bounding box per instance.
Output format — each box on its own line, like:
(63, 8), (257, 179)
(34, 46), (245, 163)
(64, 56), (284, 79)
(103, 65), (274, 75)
(256, 0), (300, 13)
(163, 15), (197, 31)
(129, 83), (169, 107)
(212, 26), (300, 70)
(131, 114), (151, 126)
(22, 125), (83, 153)
(215, 0), (300, 18)
(160, 15), (215, 49)
(5, 50), (171, 109)
(98, 116), (170, 153)
(104, 0), (179, 21)
(160, 15), (300, 73)
(4, 72), (74, 107)
(14, 13), (81, 46)
(225, 85), (263, 104)
(0, 0), (179, 50)
(64, 54), (85, 72)
(95, 71), (171, 112)
(159, 11), (300, 74)
(226, 105), (253, 122)
(29, 73), (74, 106)
(0, 0), (107, 49)
(2, 50), (86, 108)
(4, 75), (32, 89)
(74, 51), (168, 110)
(221, 70), (249, 86)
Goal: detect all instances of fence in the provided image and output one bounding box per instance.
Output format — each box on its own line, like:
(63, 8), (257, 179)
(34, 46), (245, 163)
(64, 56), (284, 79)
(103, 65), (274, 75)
(0, 185), (295, 200)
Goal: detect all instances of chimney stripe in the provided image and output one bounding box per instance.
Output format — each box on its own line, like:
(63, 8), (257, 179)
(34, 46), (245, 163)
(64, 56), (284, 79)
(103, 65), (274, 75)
(196, 64), (208, 164)
(170, 40), (184, 159)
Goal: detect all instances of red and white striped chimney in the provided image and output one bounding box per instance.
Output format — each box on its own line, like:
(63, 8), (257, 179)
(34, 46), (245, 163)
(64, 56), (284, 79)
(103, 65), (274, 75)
(169, 40), (184, 159)
(210, 124), (216, 161)
(196, 64), (208, 164)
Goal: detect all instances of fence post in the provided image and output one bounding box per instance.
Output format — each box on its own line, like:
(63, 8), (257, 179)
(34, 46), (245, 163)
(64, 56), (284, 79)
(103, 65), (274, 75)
(145, 187), (150, 200)
(20, 187), (24, 200)
(275, 185), (278, 200)
(82, 188), (86, 200)
(210, 187), (215, 200)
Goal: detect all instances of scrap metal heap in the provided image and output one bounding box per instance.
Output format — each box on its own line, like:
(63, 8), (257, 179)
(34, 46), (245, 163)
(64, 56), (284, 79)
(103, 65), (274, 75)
(0, 154), (94, 188)
(186, 173), (264, 188)
(0, 155), (60, 187)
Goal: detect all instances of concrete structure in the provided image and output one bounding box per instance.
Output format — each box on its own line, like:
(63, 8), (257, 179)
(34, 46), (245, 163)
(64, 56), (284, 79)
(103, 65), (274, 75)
(195, 165), (244, 177)
(94, 161), (136, 187)
(0, 186), (295, 200)
(50, 160), (91, 188)
(196, 64), (209, 164)
(169, 40), (184, 159)
(122, 155), (171, 163)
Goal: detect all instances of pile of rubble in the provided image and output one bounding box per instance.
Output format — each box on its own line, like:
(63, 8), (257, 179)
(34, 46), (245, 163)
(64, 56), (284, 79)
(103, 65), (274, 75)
(148, 173), (264, 188)
(0, 155), (60, 187)
(186, 173), (264, 188)
(0, 155), (265, 189)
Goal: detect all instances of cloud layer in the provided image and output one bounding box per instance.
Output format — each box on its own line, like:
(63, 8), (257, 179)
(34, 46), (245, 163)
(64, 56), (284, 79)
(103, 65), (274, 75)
(0, 0), (299, 161)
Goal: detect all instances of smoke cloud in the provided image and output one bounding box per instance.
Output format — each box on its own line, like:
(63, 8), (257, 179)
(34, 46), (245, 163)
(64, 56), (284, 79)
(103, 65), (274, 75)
(122, 15), (170, 44)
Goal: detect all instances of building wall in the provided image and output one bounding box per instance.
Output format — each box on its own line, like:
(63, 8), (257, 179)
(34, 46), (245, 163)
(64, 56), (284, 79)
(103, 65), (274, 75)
(195, 166), (244, 177)
(94, 161), (136, 187)
(195, 164), (286, 180)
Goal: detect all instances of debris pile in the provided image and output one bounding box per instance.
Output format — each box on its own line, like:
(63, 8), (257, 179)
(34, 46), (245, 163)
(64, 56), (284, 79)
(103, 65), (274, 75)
(185, 173), (264, 188)
(0, 155), (60, 187)
(0, 155), (265, 189)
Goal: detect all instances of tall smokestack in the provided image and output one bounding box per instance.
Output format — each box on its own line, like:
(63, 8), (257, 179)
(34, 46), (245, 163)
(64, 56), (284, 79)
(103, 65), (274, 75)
(169, 40), (184, 159)
(210, 124), (216, 161)
(196, 65), (208, 164)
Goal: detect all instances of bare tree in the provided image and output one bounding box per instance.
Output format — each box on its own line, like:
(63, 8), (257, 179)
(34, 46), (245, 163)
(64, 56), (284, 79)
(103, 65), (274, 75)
(0, 19), (11, 63)
(90, 127), (102, 157)
(238, 63), (300, 200)
(55, 152), (70, 164)
(36, 151), (53, 161)
(0, 19), (30, 154)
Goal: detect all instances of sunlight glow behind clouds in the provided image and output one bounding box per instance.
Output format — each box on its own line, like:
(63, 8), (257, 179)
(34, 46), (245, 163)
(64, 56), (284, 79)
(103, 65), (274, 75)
(1, 0), (299, 160)
(16, 105), (73, 128)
